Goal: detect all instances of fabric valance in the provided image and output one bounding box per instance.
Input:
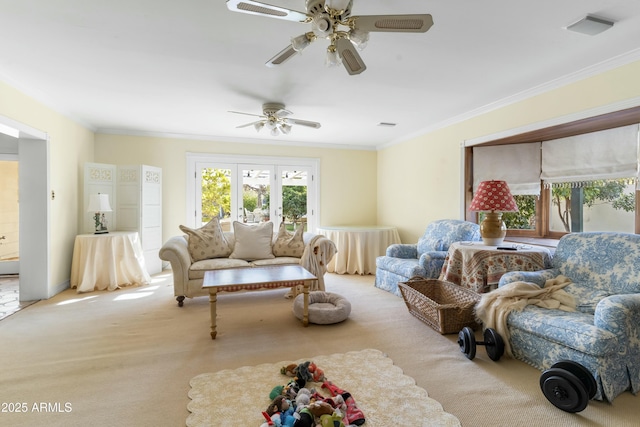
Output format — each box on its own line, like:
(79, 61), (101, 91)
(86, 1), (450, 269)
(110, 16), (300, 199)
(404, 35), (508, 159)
(473, 142), (541, 196)
(541, 124), (639, 187)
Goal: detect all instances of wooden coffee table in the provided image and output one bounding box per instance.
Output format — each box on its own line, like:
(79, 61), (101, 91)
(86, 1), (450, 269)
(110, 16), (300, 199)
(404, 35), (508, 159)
(202, 265), (317, 339)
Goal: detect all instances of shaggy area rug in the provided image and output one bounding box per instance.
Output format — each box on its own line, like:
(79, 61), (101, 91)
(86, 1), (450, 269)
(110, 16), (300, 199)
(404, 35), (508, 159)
(187, 348), (460, 426)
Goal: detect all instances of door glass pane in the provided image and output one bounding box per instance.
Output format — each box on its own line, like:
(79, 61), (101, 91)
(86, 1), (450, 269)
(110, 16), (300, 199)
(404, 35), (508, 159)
(201, 167), (232, 231)
(549, 179), (636, 233)
(281, 169), (308, 232)
(242, 169), (270, 224)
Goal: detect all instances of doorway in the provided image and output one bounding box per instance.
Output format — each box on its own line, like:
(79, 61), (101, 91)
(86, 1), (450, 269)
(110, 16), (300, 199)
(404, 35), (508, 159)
(0, 116), (50, 302)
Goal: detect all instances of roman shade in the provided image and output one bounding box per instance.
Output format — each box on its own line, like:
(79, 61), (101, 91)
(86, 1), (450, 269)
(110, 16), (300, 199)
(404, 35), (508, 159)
(541, 124), (640, 187)
(473, 142), (541, 196)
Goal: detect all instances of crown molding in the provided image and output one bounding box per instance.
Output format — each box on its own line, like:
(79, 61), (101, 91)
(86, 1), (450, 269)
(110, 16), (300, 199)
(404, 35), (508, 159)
(379, 47), (640, 151)
(96, 128), (377, 151)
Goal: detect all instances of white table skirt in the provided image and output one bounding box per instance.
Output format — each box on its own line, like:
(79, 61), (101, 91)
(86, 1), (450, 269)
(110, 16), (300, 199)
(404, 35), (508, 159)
(317, 226), (401, 275)
(71, 231), (151, 293)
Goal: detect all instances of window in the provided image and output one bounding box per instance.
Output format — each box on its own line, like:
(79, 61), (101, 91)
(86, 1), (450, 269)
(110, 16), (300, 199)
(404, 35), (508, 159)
(186, 153), (319, 233)
(465, 107), (640, 238)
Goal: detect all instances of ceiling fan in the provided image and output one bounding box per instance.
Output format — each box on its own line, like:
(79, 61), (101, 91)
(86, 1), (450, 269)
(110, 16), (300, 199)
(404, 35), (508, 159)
(229, 102), (321, 136)
(226, 0), (434, 75)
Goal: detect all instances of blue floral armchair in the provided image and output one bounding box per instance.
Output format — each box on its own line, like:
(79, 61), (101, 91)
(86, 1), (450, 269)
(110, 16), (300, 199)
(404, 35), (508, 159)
(375, 219), (481, 296)
(498, 232), (640, 403)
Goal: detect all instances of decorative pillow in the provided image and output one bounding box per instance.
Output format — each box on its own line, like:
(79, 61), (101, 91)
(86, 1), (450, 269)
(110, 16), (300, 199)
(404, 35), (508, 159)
(179, 218), (231, 262)
(229, 221), (275, 261)
(273, 222), (305, 258)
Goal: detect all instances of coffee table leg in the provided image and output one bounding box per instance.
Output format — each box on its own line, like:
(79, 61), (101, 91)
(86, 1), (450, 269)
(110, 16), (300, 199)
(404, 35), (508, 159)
(209, 288), (218, 339)
(303, 281), (309, 327)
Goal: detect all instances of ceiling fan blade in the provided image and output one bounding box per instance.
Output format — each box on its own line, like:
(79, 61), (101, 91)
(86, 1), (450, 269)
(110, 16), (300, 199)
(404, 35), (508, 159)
(275, 108), (293, 118)
(228, 110), (265, 118)
(266, 45), (299, 67)
(336, 37), (366, 75)
(226, 0), (308, 22)
(286, 118), (321, 129)
(236, 120), (265, 129)
(352, 14), (434, 33)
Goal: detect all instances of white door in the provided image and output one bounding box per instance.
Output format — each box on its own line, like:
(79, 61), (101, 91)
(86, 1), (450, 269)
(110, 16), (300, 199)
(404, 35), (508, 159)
(275, 166), (314, 232)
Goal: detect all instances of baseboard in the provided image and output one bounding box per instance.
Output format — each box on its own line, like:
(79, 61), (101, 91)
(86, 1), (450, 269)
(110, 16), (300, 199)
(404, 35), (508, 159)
(50, 279), (70, 298)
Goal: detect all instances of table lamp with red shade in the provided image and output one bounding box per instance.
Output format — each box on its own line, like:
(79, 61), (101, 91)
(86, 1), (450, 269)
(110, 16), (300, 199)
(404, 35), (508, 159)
(469, 180), (518, 246)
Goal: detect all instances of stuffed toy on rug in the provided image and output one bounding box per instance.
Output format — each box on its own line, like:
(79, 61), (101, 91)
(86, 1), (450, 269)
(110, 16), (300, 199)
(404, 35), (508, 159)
(322, 381), (365, 426)
(293, 401), (344, 427)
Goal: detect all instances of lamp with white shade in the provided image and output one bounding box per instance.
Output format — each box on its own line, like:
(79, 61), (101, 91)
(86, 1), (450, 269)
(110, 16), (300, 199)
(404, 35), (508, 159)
(469, 180), (518, 246)
(87, 193), (112, 234)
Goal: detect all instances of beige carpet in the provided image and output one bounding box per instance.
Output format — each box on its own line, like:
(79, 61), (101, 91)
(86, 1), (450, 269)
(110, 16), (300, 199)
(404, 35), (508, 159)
(1, 271), (640, 426)
(187, 348), (460, 426)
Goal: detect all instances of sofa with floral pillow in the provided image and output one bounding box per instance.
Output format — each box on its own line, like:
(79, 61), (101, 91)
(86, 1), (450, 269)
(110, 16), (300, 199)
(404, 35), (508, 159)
(159, 218), (336, 306)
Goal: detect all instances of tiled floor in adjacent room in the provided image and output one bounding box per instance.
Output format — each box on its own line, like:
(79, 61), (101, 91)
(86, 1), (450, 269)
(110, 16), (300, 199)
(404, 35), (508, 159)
(0, 275), (37, 321)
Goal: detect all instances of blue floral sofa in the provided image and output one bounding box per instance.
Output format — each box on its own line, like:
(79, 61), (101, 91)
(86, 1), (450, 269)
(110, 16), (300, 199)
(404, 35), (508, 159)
(375, 219), (481, 296)
(498, 232), (640, 402)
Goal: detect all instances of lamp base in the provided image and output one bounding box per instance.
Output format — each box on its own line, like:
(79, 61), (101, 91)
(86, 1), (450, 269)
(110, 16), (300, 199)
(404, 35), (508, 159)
(480, 212), (507, 247)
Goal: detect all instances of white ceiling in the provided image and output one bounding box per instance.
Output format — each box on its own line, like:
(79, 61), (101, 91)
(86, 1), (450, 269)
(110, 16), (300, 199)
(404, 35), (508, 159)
(1, 0), (640, 150)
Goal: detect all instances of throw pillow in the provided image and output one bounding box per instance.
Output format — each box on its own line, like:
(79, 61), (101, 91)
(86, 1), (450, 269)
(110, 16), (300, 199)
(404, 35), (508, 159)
(229, 221), (275, 261)
(273, 222), (305, 257)
(179, 218), (231, 262)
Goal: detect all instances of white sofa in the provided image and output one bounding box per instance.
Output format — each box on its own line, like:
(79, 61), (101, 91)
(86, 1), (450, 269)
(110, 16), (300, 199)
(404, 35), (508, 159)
(159, 220), (336, 306)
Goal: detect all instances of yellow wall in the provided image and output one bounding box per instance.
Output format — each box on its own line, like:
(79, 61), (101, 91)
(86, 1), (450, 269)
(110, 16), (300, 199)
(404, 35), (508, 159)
(378, 59), (640, 243)
(0, 161), (19, 260)
(2, 56), (640, 295)
(93, 134), (378, 242)
(0, 81), (94, 291)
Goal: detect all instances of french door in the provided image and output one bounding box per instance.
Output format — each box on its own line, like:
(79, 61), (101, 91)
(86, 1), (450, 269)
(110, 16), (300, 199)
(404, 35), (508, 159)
(187, 154), (318, 233)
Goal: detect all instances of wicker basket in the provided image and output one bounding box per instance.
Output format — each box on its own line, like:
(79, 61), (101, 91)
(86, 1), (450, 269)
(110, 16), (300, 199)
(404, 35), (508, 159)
(398, 277), (481, 334)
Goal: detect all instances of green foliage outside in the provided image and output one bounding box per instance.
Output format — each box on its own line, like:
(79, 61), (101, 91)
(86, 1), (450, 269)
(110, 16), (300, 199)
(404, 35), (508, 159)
(243, 190), (257, 213)
(551, 179), (635, 232)
(201, 168), (306, 226)
(282, 185), (307, 226)
(502, 195), (536, 229)
(502, 179), (635, 232)
(202, 169), (230, 223)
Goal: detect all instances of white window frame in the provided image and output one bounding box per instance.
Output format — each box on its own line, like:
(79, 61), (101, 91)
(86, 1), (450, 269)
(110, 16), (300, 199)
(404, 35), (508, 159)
(186, 153), (320, 232)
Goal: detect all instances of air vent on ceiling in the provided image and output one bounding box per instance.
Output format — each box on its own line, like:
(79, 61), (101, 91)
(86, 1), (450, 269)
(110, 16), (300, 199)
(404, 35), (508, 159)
(566, 15), (614, 36)
(378, 122), (397, 127)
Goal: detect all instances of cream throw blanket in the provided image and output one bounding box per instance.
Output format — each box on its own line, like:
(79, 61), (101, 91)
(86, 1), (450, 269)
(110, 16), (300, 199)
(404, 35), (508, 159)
(287, 235), (337, 298)
(475, 275), (575, 357)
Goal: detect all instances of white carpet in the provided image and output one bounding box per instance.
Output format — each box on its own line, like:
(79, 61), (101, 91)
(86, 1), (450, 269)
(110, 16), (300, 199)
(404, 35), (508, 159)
(187, 348), (461, 426)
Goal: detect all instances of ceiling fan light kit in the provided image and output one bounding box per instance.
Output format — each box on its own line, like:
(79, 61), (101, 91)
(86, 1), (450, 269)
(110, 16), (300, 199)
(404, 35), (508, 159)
(226, 0), (433, 75)
(229, 102), (321, 137)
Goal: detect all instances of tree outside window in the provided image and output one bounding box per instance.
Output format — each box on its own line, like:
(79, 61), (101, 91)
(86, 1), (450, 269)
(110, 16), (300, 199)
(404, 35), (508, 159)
(503, 178), (636, 233)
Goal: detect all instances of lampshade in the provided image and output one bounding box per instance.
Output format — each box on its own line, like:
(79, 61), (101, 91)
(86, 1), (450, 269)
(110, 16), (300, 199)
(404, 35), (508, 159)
(280, 124), (292, 135)
(325, 0), (351, 10)
(469, 180), (518, 246)
(87, 193), (112, 213)
(325, 45), (342, 67)
(469, 180), (518, 212)
(349, 28), (369, 50)
(291, 33), (312, 52)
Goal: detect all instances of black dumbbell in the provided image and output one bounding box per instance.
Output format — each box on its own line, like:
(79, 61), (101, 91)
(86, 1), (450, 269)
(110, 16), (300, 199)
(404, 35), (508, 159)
(539, 360), (597, 413)
(457, 326), (505, 361)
